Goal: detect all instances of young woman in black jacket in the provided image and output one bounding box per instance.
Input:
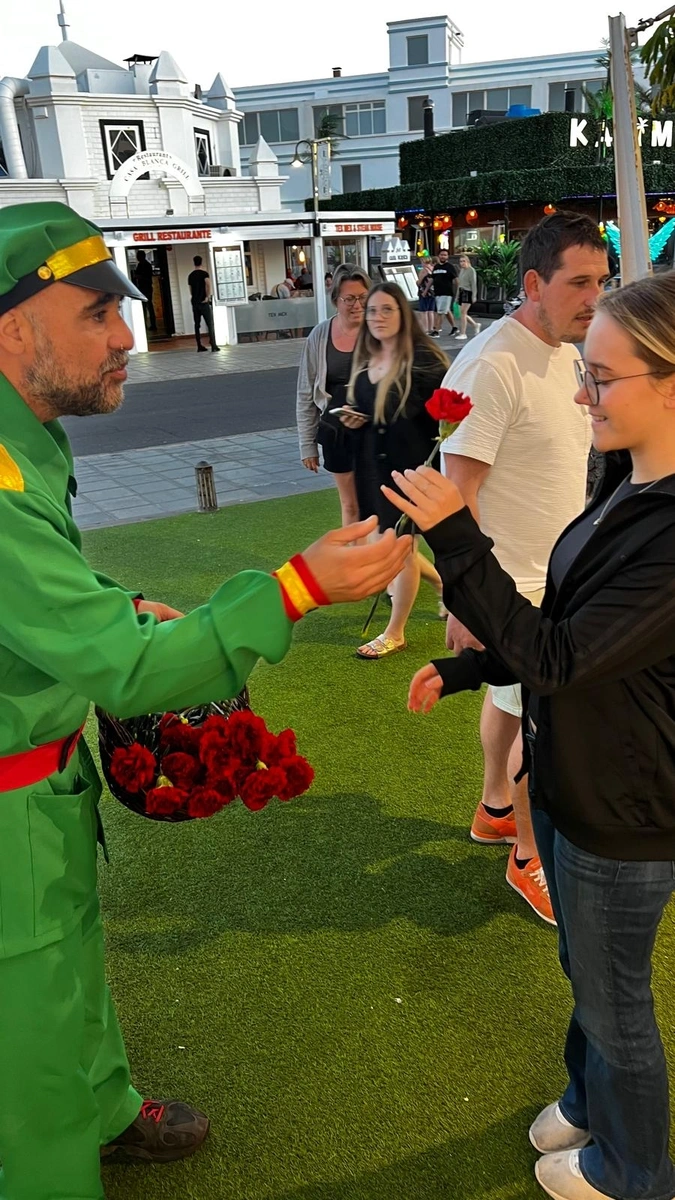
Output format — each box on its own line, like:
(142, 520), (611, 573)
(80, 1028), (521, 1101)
(382, 272), (675, 1200)
(342, 282), (448, 659)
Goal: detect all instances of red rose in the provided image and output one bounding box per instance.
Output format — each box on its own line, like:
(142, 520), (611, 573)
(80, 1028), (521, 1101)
(187, 786), (227, 819)
(263, 728), (297, 765)
(240, 766), (287, 812)
(276, 756), (315, 801)
(425, 389), (472, 424)
(145, 785), (189, 816)
(161, 751), (202, 790)
(110, 743), (157, 793)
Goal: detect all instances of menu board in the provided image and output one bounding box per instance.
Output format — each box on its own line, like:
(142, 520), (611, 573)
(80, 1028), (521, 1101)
(213, 245), (247, 304)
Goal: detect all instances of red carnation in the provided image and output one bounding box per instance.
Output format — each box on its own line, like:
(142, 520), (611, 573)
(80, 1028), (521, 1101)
(159, 721), (201, 754)
(263, 728), (297, 765)
(213, 774), (237, 805)
(240, 766), (288, 812)
(276, 756), (315, 801)
(110, 743), (157, 793)
(200, 714), (230, 736)
(145, 785), (189, 816)
(200, 730), (236, 778)
(161, 751), (202, 790)
(223, 711), (267, 765)
(187, 786), (227, 819)
(425, 388), (472, 424)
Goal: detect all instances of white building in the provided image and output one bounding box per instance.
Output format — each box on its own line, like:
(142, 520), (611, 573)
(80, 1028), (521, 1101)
(0, 29), (394, 349)
(234, 13), (613, 207)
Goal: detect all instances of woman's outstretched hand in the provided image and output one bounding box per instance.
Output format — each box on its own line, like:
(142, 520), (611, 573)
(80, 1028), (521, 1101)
(381, 465), (464, 532)
(408, 663), (444, 713)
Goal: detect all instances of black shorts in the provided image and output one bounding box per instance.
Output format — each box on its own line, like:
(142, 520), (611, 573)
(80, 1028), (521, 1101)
(317, 412), (355, 474)
(458, 288), (473, 305)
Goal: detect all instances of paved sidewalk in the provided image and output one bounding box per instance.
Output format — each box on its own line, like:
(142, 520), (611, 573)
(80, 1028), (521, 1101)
(73, 428), (333, 530)
(126, 339), (304, 385)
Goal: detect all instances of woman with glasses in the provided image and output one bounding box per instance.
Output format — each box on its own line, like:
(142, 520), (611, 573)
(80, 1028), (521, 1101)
(343, 282), (448, 659)
(296, 264), (371, 527)
(385, 272), (675, 1200)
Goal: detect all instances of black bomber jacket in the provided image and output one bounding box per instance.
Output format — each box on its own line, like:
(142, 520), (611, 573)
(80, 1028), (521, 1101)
(425, 458), (675, 860)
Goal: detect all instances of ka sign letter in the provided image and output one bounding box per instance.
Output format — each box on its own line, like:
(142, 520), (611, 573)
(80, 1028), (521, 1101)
(569, 118), (589, 147)
(652, 120), (673, 147)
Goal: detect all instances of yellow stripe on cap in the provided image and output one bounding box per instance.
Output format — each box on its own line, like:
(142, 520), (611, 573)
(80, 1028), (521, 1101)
(275, 560), (319, 618)
(0, 445), (24, 492)
(41, 235), (112, 282)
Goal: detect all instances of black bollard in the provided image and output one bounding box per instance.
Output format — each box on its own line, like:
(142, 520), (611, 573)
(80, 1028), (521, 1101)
(195, 461), (218, 513)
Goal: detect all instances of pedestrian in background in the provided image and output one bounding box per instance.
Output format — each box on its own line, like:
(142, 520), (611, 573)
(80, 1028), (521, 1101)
(343, 283), (448, 658)
(132, 249), (157, 333)
(431, 247), (460, 338)
(455, 254), (481, 341)
(187, 255), (220, 353)
(296, 264), (371, 526)
(417, 260), (436, 336)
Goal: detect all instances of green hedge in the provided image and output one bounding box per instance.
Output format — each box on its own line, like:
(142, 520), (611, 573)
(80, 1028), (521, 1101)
(317, 161), (675, 213)
(398, 110), (675, 185)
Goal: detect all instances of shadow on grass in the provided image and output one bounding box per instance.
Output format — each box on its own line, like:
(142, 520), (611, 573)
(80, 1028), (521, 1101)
(102, 792), (525, 957)
(273, 1107), (540, 1200)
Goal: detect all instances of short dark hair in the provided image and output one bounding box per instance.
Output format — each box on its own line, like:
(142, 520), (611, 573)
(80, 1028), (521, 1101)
(136, 249), (146, 259)
(193, 255), (203, 266)
(520, 211), (607, 282)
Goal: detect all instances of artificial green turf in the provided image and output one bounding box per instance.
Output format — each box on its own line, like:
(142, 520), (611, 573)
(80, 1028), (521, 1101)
(83, 490), (675, 1200)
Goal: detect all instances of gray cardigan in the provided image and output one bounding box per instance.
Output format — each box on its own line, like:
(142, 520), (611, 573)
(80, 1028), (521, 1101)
(457, 265), (478, 302)
(296, 319), (333, 460)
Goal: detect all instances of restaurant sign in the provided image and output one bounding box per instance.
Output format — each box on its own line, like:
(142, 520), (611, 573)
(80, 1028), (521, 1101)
(569, 117), (674, 149)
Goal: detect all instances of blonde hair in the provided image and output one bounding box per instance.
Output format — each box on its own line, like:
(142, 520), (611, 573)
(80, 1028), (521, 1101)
(330, 263), (372, 306)
(346, 282), (448, 423)
(598, 272), (675, 373)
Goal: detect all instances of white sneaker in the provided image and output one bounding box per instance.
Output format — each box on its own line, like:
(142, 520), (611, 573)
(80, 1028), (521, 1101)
(455, 333), (468, 340)
(473, 322), (482, 333)
(535, 1150), (606, 1200)
(529, 1103), (591, 1153)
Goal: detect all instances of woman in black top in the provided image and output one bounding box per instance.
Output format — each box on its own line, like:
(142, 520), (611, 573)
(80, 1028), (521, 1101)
(384, 273), (675, 1200)
(343, 282), (447, 658)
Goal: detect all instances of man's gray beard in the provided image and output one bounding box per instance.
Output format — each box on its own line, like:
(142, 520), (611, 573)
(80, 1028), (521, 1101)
(24, 324), (126, 417)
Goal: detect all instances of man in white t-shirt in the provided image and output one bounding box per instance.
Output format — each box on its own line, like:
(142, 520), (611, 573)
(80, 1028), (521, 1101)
(441, 212), (610, 923)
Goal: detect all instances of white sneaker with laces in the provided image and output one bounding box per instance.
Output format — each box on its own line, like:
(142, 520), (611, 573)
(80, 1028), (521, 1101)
(455, 333), (468, 340)
(529, 1102), (591, 1153)
(535, 1150), (608, 1200)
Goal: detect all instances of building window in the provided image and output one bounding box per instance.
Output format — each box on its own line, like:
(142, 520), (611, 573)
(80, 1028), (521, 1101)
(344, 101), (386, 137)
(408, 96), (428, 131)
(451, 86), (532, 126)
(548, 79), (601, 111)
(237, 108), (299, 145)
(100, 120), (145, 178)
(341, 164), (362, 193)
(313, 104), (344, 136)
(194, 128), (212, 176)
(407, 35), (429, 66)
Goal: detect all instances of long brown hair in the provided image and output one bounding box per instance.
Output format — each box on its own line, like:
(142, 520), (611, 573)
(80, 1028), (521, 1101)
(346, 282), (448, 423)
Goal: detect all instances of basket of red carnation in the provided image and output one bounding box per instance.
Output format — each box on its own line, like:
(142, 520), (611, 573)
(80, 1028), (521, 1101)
(96, 693), (314, 822)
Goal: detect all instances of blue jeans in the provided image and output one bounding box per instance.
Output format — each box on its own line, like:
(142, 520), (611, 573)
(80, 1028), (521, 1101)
(532, 808), (675, 1200)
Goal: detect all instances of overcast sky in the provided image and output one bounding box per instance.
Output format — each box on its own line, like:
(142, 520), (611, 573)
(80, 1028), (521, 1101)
(3, 1), (645, 89)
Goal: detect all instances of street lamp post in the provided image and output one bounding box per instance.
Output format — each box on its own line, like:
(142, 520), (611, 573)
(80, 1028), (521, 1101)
(292, 137), (333, 323)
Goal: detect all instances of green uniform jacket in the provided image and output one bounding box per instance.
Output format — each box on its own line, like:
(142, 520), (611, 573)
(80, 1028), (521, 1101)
(0, 373), (294, 957)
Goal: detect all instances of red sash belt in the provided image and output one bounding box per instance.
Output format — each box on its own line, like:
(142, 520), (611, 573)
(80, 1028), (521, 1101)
(0, 726), (84, 793)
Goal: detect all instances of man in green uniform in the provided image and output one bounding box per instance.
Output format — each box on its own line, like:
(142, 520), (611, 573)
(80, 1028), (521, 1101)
(0, 201), (411, 1200)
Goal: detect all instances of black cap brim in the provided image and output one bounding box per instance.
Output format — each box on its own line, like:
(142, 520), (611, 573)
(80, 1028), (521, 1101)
(64, 258), (147, 302)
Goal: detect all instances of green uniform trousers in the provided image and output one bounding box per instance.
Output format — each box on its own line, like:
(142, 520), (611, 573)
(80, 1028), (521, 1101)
(0, 745), (141, 1199)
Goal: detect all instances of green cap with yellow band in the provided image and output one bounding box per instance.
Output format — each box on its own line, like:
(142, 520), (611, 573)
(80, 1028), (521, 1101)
(0, 201), (145, 316)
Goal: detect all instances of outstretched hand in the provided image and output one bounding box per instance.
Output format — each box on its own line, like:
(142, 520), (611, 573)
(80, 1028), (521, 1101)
(408, 663), (444, 713)
(302, 516), (413, 604)
(381, 465), (464, 532)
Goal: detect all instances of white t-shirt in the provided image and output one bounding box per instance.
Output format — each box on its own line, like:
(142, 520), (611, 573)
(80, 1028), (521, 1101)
(440, 315), (590, 591)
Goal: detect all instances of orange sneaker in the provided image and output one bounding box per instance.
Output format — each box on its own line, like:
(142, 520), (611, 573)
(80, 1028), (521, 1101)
(470, 801), (517, 845)
(506, 847), (556, 926)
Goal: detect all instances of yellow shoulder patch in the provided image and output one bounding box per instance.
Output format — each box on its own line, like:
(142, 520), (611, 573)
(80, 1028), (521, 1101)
(0, 444), (24, 492)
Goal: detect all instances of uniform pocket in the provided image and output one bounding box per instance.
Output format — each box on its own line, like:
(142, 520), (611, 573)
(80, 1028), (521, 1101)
(28, 775), (98, 943)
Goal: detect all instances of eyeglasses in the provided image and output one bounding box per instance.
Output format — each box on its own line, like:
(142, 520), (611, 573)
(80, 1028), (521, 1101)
(574, 359), (666, 406)
(340, 295), (367, 308)
(366, 305), (397, 318)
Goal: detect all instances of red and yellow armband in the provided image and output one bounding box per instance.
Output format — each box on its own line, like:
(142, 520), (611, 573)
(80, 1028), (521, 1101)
(273, 555), (330, 622)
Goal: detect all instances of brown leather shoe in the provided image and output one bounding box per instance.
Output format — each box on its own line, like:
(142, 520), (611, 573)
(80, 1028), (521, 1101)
(101, 1099), (210, 1163)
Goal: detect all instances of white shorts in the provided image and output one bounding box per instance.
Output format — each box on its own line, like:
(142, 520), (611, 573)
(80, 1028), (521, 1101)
(489, 587), (545, 718)
(435, 295), (454, 315)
